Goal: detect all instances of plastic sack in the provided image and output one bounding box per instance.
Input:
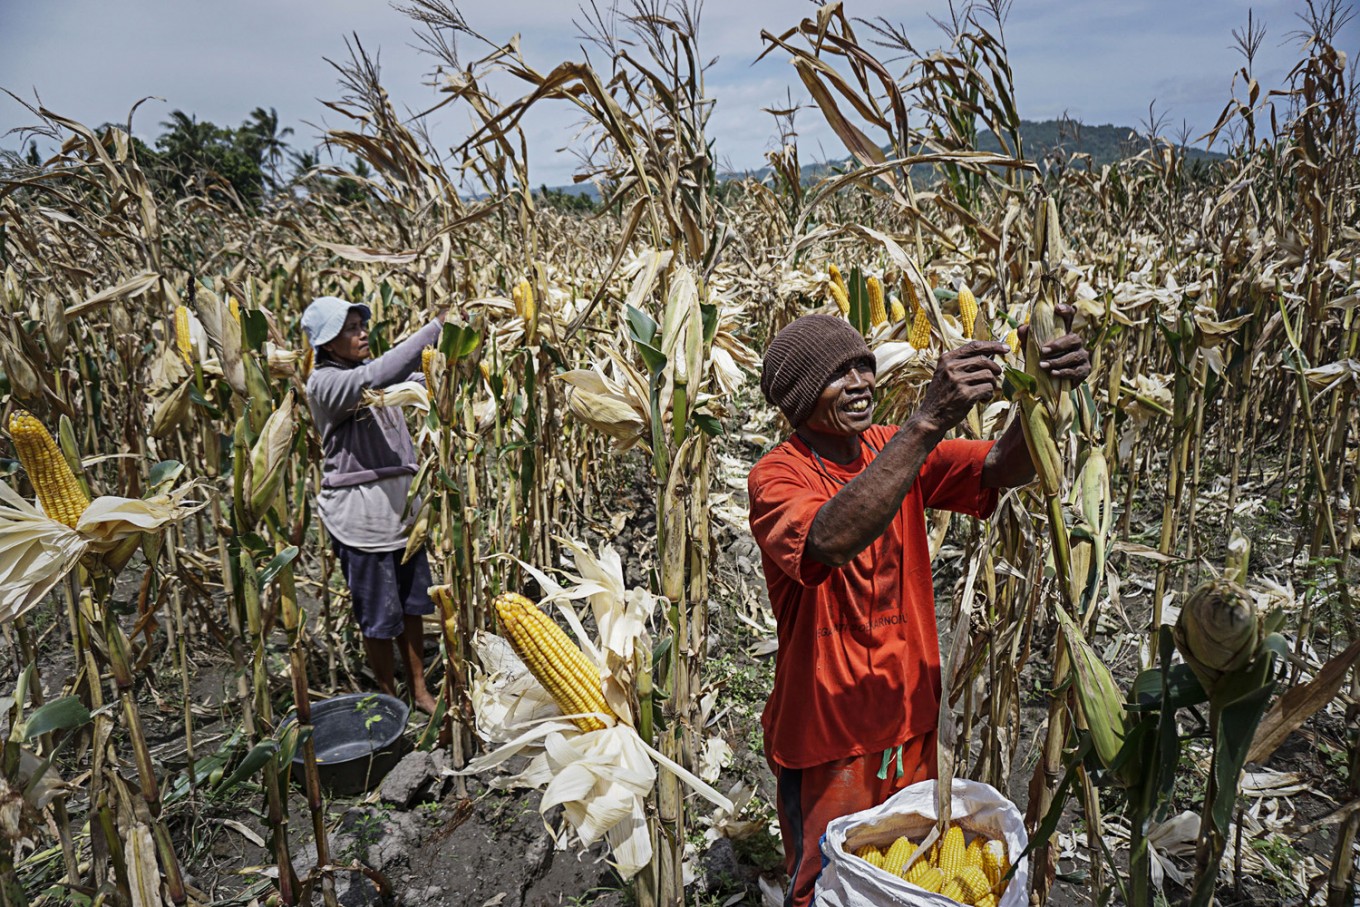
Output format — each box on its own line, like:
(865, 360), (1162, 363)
(814, 778), (1030, 907)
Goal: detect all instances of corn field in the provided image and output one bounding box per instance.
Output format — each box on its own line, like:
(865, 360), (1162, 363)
(0, 1), (1357, 905)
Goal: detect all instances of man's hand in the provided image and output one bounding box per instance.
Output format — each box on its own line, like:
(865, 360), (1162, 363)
(1018, 303), (1092, 382)
(914, 340), (1010, 434)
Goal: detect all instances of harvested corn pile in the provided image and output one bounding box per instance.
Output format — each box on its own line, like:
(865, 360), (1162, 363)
(852, 823), (1011, 905)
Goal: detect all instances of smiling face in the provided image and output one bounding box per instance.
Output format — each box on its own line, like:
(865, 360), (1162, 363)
(321, 310), (369, 366)
(800, 356), (877, 438)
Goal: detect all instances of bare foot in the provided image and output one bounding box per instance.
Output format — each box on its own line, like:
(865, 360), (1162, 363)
(414, 694), (438, 715)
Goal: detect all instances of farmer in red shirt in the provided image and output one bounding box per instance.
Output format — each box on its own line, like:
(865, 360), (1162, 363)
(749, 312), (1089, 906)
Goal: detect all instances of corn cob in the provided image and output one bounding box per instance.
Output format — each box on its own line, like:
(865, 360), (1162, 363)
(965, 835), (984, 868)
(422, 347), (437, 391)
(890, 298), (907, 323)
(982, 839), (1010, 890)
(1005, 327), (1020, 354)
(863, 848), (886, 869)
(174, 305), (193, 363)
(828, 281), (850, 316)
(974, 895), (998, 907)
(939, 878), (967, 903)
(956, 865), (993, 902)
(8, 410), (90, 528)
(958, 284), (978, 339)
(909, 301), (931, 349)
(882, 836), (916, 875)
(494, 592), (615, 732)
(829, 263), (848, 297)
(853, 843), (881, 861)
(228, 296), (241, 323)
(911, 867), (945, 893)
(513, 278), (536, 323)
(937, 825), (966, 878)
(905, 852), (935, 885)
(867, 276), (887, 327)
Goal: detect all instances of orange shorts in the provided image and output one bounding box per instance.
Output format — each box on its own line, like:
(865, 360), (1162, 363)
(767, 731), (937, 907)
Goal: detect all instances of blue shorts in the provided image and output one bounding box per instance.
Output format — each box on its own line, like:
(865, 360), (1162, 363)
(331, 539), (434, 639)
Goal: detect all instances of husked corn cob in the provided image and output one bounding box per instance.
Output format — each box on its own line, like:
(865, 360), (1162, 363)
(828, 280), (850, 316)
(853, 843), (881, 861)
(829, 263), (848, 297)
(8, 410), (90, 528)
(882, 836), (916, 875)
(965, 835), (984, 868)
(937, 825), (966, 878)
(174, 305), (193, 363)
(909, 301), (931, 349)
(867, 275), (887, 327)
(1005, 327), (1020, 354)
(956, 865), (993, 902)
(905, 852), (935, 885)
(939, 878), (967, 902)
(513, 278), (536, 323)
(228, 296), (241, 323)
(974, 894), (998, 907)
(958, 284), (978, 339)
(912, 866), (945, 893)
(863, 848), (886, 869)
(890, 298), (907, 323)
(494, 592), (615, 732)
(982, 839), (1010, 890)
(422, 347), (437, 391)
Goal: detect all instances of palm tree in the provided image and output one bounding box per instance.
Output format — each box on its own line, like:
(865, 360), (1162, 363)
(245, 106), (294, 191)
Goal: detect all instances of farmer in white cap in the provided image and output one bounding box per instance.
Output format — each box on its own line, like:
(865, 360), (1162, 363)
(301, 296), (443, 714)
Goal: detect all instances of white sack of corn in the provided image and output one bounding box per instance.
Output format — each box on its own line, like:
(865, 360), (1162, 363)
(815, 778), (1029, 907)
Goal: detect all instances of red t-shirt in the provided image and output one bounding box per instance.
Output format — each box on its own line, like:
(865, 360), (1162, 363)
(748, 425), (998, 769)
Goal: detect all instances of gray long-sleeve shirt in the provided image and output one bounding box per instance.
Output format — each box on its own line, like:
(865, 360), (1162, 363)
(305, 319), (442, 550)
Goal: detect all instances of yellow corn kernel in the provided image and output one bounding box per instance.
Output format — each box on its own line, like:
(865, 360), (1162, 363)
(974, 895), (998, 907)
(956, 865), (993, 902)
(882, 836), (917, 875)
(938, 825), (966, 878)
(174, 306), (193, 364)
(939, 878), (967, 903)
(8, 410), (90, 528)
(513, 278), (536, 323)
(912, 866), (945, 894)
(867, 276), (887, 327)
(982, 839), (1010, 890)
(958, 283), (978, 339)
(890, 298), (907, 323)
(828, 281), (850, 316)
(905, 851), (935, 884)
(494, 592), (615, 733)
(864, 849), (886, 869)
(909, 301), (931, 349)
(853, 843), (881, 861)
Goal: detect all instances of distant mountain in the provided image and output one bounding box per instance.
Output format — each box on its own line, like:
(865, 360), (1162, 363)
(714, 118), (1227, 184)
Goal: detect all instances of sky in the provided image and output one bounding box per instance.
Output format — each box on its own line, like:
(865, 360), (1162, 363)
(1, 1), (1353, 186)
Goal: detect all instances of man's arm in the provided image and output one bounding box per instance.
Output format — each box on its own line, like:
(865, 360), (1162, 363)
(807, 341), (1008, 567)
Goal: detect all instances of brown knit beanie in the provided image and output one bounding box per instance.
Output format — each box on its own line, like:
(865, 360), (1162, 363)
(761, 315), (875, 428)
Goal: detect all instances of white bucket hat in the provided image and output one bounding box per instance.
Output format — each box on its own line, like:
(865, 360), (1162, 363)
(301, 296), (372, 348)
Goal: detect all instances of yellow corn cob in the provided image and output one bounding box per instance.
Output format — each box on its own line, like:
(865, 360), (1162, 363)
(890, 298), (907, 323)
(513, 278), (536, 323)
(912, 867), (946, 894)
(853, 843), (881, 861)
(174, 305), (193, 363)
(828, 281), (850, 316)
(965, 835), (984, 868)
(867, 276), (887, 327)
(982, 839), (1010, 890)
(938, 825), (966, 878)
(905, 852), (935, 885)
(1005, 327), (1020, 354)
(958, 284), (978, 339)
(494, 592), (615, 733)
(829, 263), (848, 297)
(974, 895), (998, 907)
(909, 300), (931, 349)
(882, 836), (917, 875)
(8, 411), (90, 528)
(228, 296), (241, 323)
(422, 347), (437, 391)
(956, 865), (993, 902)
(939, 878), (967, 903)
(864, 849), (886, 869)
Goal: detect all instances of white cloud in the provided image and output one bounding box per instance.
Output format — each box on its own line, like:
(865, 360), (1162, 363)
(2, 1), (1351, 185)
